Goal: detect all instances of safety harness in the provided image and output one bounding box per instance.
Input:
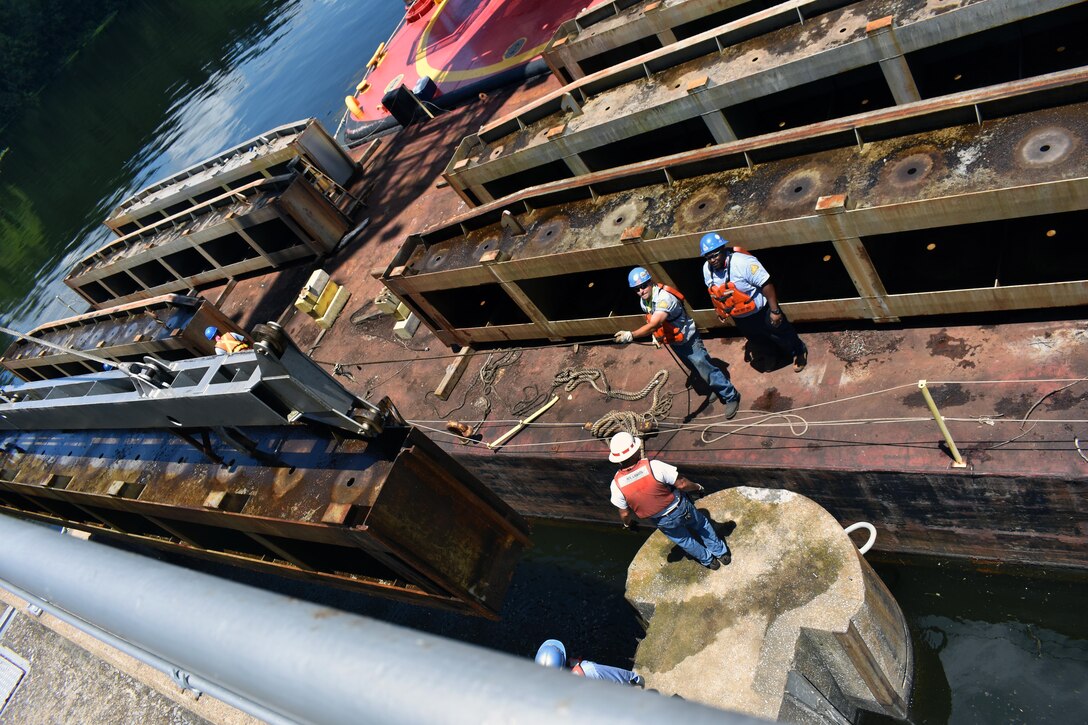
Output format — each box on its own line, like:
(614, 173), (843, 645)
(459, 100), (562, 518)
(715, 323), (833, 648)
(708, 247), (757, 318)
(640, 284), (687, 345)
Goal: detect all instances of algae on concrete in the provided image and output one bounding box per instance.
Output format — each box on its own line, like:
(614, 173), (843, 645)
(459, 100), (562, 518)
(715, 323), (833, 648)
(626, 487), (912, 723)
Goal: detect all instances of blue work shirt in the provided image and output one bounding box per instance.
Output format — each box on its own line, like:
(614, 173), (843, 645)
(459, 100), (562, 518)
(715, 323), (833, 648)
(702, 251), (769, 317)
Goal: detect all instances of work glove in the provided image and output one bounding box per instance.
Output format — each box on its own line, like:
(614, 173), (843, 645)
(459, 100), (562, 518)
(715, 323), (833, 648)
(613, 330), (634, 344)
(687, 485), (706, 500)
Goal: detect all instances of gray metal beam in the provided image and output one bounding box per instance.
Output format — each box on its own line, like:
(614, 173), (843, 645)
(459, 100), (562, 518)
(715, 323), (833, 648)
(0, 323), (381, 436)
(0, 513), (763, 725)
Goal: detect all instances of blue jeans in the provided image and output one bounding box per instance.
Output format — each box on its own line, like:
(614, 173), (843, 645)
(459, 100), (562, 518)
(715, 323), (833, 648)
(732, 305), (806, 358)
(652, 495), (729, 566)
(672, 334), (738, 402)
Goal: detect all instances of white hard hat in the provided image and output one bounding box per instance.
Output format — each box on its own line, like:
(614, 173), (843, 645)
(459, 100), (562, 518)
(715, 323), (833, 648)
(608, 432), (642, 463)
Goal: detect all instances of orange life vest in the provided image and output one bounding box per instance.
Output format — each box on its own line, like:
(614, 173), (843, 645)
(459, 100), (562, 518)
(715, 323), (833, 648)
(708, 248), (757, 318)
(641, 284), (686, 345)
(215, 336), (250, 354)
(612, 459), (677, 519)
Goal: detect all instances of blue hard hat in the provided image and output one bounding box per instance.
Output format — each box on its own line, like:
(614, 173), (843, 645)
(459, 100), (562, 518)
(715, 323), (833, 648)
(204, 326), (218, 340)
(699, 232), (729, 256)
(535, 639), (567, 669)
(627, 267), (651, 288)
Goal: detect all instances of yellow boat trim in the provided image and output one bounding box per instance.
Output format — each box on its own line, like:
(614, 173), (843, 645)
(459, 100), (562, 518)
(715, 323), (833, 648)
(414, 0), (547, 83)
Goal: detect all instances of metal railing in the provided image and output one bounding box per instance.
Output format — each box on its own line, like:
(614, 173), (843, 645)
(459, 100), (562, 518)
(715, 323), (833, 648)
(0, 514), (765, 724)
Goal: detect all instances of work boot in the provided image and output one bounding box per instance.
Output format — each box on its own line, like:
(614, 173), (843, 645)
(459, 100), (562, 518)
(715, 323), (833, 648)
(717, 551), (732, 566)
(793, 345), (808, 373)
(722, 395), (740, 420)
(704, 558), (721, 570)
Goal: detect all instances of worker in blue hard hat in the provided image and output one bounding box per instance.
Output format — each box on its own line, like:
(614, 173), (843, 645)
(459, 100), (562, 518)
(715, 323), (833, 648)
(614, 266), (741, 418)
(699, 233), (807, 372)
(204, 326), (250, 356)
(534, 639), (645, 687)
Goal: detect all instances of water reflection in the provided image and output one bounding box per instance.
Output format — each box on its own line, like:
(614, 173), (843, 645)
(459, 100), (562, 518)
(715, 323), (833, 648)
(0, 0), (400, 335)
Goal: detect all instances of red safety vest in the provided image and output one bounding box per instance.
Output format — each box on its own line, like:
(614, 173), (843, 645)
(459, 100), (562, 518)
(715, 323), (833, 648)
(215, 336), (249, 354)
(612, 459), (677, 519)
(641, 284), (686, 345)
(708, 248), (757, 318)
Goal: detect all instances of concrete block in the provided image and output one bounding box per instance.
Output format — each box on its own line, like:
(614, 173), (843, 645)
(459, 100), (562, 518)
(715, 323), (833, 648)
(315, 287), (351, 330)
(393, 313), (420, 339)
(374, 290), (401, 315)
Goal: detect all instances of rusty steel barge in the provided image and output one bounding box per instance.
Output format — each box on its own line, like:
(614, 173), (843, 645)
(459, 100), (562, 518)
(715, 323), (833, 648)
(1, 0), (1087, 617)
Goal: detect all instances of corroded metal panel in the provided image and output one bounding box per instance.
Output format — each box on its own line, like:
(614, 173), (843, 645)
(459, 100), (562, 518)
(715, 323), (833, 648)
(447, 0), (1086, 204)
(545, 0), (817, 81)
(0, 296), (243, 382)
(389, 100), (1088, 344)
(105, 118), (355, 235)
(65, 175), (348, 309)
(0, 426), (529, 618)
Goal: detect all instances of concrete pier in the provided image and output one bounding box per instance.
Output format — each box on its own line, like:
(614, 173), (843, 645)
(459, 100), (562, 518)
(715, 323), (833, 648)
(626, 487), (912, 723)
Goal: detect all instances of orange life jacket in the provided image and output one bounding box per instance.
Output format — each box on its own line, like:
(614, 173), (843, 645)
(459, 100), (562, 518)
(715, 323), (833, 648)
(641, 284), (686, 345)
(612, 459), (677, 519)
(215, 336), (249, 354)
(708, 248), (757, 318)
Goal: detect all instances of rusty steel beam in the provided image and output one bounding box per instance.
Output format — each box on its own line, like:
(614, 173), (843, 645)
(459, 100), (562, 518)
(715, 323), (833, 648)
(0, 295), (244, 382)
(385, 100), (1088, 346)
(105, 118), (356, 236)
(66, 175), (349, 309)
(445, 0), (1085, 206)
(544, 0), (787, 82)
(431, 68), (1088, 237)
(0, 426), (529, 618)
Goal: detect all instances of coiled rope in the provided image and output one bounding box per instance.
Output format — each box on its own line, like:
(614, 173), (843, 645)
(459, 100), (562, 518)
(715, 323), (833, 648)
(550, 367), (674, 439)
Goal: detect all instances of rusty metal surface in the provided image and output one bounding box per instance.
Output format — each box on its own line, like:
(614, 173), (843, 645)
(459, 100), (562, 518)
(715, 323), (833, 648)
(0, 296), (244, 381)
(66, 175), (348, 309)
(383, 101), (1088, 345)
(106, 118), (354, 234)
(196, 77), (1087, 574)
(319, 319), (1088, 571)
(450, 0), (1084, 203)
(0, 425), (528, 617)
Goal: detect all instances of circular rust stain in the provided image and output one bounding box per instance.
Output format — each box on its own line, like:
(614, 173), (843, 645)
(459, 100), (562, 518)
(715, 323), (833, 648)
(881, 147), (941, 190)
(1015, 126), (1076, 168)
(769, 167), (827, 210)
(473, 236), (502, 262)
(530, 216), (570, 249)
(425, 246), (451, 270)
(597, 199), (645, 238)
(676, 188), (726, 229)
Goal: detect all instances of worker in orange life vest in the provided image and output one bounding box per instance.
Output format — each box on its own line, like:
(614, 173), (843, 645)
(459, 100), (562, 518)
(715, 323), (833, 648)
(608, 432), (731, 570)
(613, 267), (741, 420)
(204, 326), (250, 356)
(701, 233), (807, 372)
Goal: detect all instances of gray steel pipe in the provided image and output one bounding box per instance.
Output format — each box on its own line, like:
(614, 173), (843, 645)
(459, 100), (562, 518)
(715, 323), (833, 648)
(0, 515), (764, 724)
(0, 573), (293, 725)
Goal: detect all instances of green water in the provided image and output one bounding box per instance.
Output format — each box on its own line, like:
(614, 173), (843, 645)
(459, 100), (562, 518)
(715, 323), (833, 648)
(0, 0), (401, 333)
(1, 2), (1086, 722)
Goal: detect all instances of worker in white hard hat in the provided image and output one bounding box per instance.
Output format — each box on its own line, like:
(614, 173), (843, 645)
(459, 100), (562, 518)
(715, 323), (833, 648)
(534, 639), (644, 687)
(607, 432), (731, 570)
